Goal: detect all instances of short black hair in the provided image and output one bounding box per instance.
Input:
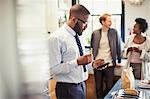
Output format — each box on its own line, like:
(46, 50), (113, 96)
(69, 4), (90, 16)
(135, 18), (148, 33)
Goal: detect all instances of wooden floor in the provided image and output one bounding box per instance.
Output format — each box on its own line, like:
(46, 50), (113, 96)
(86, 74), (97, 99)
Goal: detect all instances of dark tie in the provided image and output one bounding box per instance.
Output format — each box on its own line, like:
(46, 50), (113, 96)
(74, 34), (86, 72)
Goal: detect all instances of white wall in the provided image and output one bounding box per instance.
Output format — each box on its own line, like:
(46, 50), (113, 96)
(46, 0), (58, 33)
(0, 0), (21, 99)
(17, 0), (51, 95)
(16, 0), (59, 96)
(124, 0), (150, 42)
(147, 0), (150, 37)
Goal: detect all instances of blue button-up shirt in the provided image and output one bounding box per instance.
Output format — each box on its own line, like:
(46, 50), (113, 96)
(49, 23), (91, 83)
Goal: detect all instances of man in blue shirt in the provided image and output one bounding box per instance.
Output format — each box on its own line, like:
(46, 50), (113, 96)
(49, 4), (104, 99)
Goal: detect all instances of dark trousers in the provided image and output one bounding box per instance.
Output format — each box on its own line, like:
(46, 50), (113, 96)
(130, 63), (142, 80)
(94, 66), (114, 98)
(56, 81), (86, 99)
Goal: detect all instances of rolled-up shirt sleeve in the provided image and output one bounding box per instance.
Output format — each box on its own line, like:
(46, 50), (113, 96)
(49, 37), (78, 78)
(140, 37), (150, 62)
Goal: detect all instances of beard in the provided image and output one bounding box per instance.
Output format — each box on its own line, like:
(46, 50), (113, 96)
(73, 22), (82, 36)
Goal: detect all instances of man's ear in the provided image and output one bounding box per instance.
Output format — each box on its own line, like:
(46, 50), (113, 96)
(72, 16), (78, 24)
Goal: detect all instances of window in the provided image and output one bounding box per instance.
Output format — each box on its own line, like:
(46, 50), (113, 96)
(79, 0), (124, 46)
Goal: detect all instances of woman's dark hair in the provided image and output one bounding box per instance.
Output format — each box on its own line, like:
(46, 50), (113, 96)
(135, 18), (148, 33)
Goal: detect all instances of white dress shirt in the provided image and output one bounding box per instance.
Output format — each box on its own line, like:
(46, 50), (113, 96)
(49, 23), (89, 83)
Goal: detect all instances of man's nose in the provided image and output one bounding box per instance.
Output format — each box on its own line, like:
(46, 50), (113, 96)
(82, 24), (87, 30)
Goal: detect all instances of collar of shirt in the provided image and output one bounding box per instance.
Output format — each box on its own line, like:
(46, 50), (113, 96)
(64, 23), (76, 37)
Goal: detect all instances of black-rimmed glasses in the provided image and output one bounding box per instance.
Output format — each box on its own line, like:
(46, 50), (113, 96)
(77, 18), (87, 24)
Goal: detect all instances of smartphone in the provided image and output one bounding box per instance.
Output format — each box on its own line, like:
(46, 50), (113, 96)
(97, 62), (109, 70)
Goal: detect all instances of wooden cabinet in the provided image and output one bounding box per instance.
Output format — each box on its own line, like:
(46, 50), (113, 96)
(86, 74), (97, 99)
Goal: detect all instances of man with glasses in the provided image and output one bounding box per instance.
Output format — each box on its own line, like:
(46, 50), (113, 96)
(49, 4), (104, 99)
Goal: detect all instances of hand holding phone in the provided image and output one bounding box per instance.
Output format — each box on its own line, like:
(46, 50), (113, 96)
(77, 54), (92, 65)
(96, 62), (109, 70)
(92, 59), (104, 69)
